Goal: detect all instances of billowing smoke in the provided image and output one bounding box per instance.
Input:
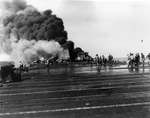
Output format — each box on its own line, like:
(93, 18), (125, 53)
(11, 39), (63, 66)
(0, 0), (72, 67)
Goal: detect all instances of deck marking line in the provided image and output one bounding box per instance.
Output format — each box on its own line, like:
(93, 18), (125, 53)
(0, 86), (123, 96)
(0, 102), (150, 116)
(1, 82), (150, 96)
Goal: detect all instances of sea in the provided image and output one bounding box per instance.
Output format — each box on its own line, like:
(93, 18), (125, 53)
(0, 58), (127, 69)
(114, 57), (127, 62)
(114, 57), (149, 62)
(0, 57), (147, 70)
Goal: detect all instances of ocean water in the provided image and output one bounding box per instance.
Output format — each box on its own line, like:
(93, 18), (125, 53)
(0, 58), (128, 69)
(114, 57), (127, 61)
(114, 57), (150, 63)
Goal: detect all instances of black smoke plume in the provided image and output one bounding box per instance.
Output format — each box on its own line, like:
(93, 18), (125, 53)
(0, 0), (76, 66)
(2, 0), (67, 44)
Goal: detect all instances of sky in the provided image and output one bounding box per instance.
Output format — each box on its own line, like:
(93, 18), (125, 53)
(1, 0), (150, 58)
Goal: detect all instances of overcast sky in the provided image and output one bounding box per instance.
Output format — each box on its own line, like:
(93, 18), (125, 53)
(5, 0), (150, 57)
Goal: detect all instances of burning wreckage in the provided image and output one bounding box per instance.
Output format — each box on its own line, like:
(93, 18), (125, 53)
(0, 0), (87, 83)
(0, 0), (77, 65)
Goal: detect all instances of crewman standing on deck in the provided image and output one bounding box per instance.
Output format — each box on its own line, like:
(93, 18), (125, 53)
(46, 58), (50, 73)
(146, 53), (150, 66)
(141, 53), (145, 67)
(130, 53), (134, 68)
(95, 54), (99, 67)
(19, 61), (23, 71)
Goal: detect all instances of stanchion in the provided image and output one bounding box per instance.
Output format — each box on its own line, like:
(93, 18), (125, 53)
(1, 66), (6, 83)
(0, 65), (22, 83)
